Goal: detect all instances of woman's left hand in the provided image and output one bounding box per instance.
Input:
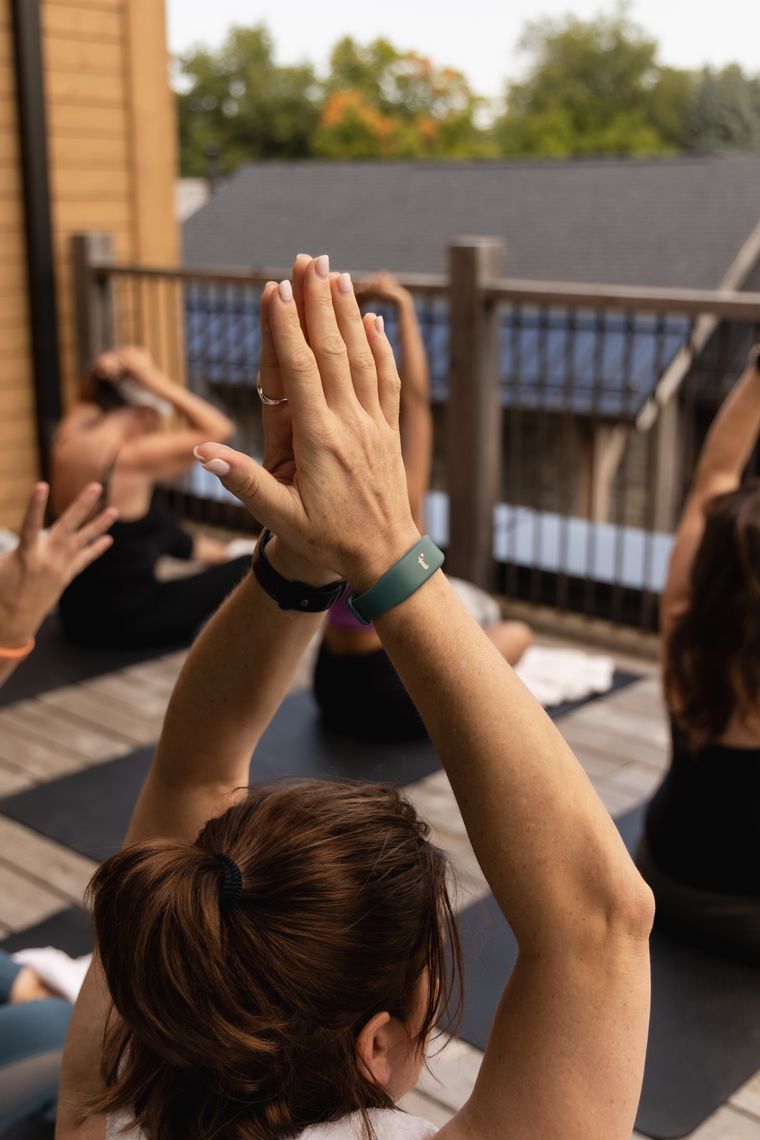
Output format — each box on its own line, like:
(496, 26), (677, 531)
(0, 482), (118, 647)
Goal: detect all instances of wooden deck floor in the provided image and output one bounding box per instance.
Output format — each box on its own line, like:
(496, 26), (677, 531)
(0, 637), (757, 1139)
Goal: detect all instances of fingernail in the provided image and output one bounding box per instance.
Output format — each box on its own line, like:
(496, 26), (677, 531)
(338, 272), (353, 295)
(315, 254), (330, 278)
(278, 279), (293, 302)
(203, 458), (231, 477)
(375, 314), (385, 334)
(193, 446), (206, 461)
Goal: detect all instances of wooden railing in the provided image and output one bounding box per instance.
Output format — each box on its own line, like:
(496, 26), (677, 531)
(71, 233), (760, 630)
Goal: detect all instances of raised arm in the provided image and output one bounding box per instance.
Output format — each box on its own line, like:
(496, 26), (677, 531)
(113, 346), (235, 478)
(356, 273), (432, 527)
(661, 346), (760, 640)
(188, 258), (654, 1140)
(56, 287), (336, 1140)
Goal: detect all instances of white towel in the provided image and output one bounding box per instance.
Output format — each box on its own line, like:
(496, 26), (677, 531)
(515, 645), (615, 707)
(12, 947), (92, 1004)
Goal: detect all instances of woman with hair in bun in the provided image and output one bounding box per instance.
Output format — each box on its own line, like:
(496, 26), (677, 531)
(57, 255), (653, 1140)
(640, 344), (760, 958)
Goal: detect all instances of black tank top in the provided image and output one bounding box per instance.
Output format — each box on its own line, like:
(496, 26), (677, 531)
(645, 721), (760, 897)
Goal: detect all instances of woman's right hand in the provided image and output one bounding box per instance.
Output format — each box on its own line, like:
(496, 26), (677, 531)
(194, 256), (419, 591)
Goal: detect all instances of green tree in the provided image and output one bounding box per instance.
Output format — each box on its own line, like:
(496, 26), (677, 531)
(495, 11), (691, 157)
(313, 37), (495, 158)
(685, 65), (760, 151)
(176, 26), (321, 175)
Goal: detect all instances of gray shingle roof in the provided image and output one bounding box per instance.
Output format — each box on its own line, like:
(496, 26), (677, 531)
(183, 155), (760, 288)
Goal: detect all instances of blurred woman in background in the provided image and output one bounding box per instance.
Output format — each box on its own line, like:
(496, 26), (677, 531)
(641, 344), (760, 958)
(52, 346), (251, 649)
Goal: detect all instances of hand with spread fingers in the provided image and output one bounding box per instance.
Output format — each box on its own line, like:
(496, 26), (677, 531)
(0, 482), (118, 655)
(195, 255), (420, 592)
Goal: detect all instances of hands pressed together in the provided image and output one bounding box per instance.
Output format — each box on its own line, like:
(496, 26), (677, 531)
(195, 254), (420, 592)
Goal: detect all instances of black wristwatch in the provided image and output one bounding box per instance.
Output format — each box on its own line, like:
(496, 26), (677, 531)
(252, 530), (346, 612)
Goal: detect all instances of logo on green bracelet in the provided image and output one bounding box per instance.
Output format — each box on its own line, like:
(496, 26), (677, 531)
(418, 552), (430, 570)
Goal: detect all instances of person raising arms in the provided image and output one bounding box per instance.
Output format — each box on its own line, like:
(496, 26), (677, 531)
(57, 256), (653, 1140)
(51, 346), (251, 648)
(640, 344), (760, 957)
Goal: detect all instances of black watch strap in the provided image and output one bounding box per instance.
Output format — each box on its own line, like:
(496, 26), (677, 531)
(252, 530), (346, 612)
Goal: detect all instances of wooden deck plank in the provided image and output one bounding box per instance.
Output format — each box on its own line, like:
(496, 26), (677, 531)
(0, 702), (131, 761)
(0, 859), (70, 932)
(684, 1103), (760, 1138)
(730, 1071), (760, 1120)
(0, 717), (105, 781)
(85, 671), (172, 718)
(0, 759), (35, 796)
(0, 816), (96, 903)
(40, 685), (164, 745)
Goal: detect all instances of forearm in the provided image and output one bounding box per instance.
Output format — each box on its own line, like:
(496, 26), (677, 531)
(693, 360), (760, 493)
(397, 300), (432, 525)
(374, 571), (650, 950)
(396, 299), (429, 402)
(153, 540), (327, 791)
(138, 364), (234, 440)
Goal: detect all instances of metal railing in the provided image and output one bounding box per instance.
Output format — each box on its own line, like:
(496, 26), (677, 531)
(71, 233), (760, 631)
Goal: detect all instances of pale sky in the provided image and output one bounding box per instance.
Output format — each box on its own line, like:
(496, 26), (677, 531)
(167, 0), (759, 103)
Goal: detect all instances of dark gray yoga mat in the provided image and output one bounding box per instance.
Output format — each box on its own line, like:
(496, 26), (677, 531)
(0, 672), (639, 863)
(0, 690), (444, 861)
(453, 803), (760, 1139)
(0, 614), (186, 709)
(0, 907), (92, 960)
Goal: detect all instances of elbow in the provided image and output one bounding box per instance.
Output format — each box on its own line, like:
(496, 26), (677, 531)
(605, 873), (655, 943)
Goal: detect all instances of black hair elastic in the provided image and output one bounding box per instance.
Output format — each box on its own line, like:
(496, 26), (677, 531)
(214, 852), (243, 916)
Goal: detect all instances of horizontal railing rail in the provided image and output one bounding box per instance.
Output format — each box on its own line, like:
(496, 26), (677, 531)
(72, 232), (760, 633)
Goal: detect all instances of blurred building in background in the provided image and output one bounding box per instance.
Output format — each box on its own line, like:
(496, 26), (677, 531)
(1, 0), (178, 526)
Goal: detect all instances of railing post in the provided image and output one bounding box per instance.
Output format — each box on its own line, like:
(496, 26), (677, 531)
(72, 232), (115, 376)
(446, 237), (505, 587)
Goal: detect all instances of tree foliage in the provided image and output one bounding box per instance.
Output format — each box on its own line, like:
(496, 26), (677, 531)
(177, 26), (320, 175)
(494, 11), (694, 157)
(684, 65), (760, 151)
(313, 37), (493, 158)
(174, 19), (760, 174)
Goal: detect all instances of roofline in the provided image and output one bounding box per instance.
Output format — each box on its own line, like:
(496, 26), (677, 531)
(636, 216), (760, 431)
(215, 154), (760, 177)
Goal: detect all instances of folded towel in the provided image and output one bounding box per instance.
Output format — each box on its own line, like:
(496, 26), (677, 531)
(515, 645), (615, 707)
(12, 947), (92, 1004)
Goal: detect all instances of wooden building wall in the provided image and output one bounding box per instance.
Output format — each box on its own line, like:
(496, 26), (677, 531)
(0, 0), (178, 526)
(0, 0), (38, 525)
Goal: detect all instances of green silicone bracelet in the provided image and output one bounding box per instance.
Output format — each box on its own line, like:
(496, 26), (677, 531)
(348, 536), (444, 625)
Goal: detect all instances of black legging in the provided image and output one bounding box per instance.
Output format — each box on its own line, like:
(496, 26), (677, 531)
(60, 557), (250, 649)
(313, 640), (426, 742)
